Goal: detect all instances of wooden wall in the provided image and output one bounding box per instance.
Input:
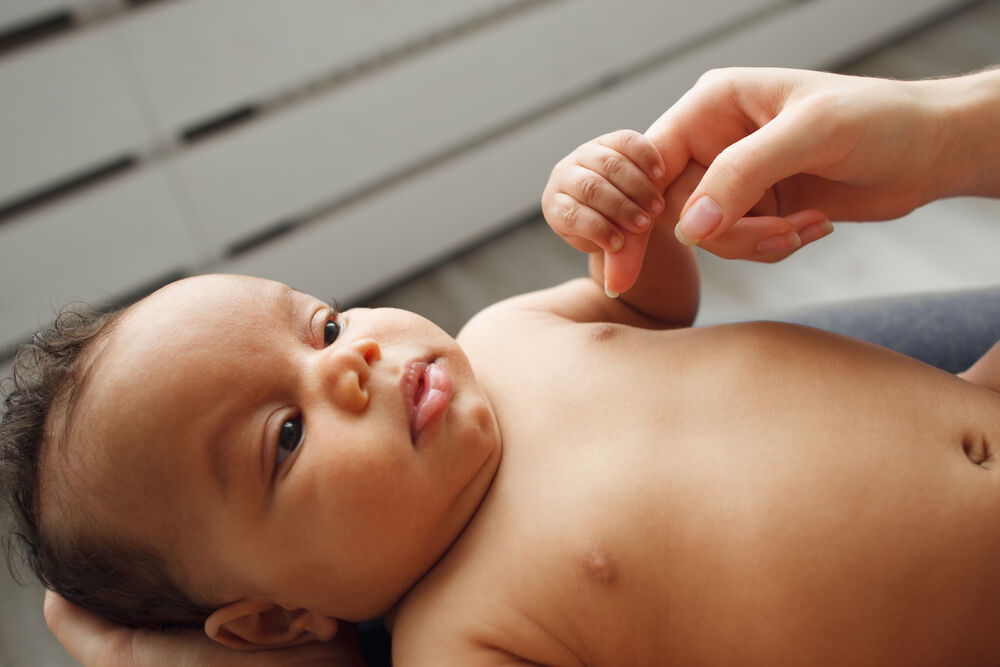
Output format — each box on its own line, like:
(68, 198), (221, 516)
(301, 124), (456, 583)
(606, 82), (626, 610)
(0, 0), (971, 356)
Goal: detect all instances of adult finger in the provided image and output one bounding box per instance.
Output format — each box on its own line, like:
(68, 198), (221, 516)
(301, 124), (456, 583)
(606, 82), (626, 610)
(45, 590), (135, 666)
(699, 209), (832, 262)
(673, 109), (823, 246)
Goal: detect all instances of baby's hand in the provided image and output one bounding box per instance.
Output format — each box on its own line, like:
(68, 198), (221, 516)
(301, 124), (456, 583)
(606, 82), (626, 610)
(542, 130), (666, 295)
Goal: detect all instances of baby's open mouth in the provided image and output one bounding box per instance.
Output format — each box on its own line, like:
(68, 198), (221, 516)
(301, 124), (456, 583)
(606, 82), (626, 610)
(403, 359), (452, 443)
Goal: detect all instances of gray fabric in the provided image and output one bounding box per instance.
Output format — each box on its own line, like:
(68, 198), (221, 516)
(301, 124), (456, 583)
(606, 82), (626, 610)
(773, 287), (1000, 373)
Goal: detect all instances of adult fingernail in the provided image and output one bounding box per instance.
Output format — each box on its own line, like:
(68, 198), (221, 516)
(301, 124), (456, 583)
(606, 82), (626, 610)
(798, 219), (834, 244)
(755, 232), (802, 254)
(676, 196), (722, 246)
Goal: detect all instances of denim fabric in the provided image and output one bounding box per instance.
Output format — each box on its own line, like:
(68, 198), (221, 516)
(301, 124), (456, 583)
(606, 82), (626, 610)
(774, 287), (1000, 373)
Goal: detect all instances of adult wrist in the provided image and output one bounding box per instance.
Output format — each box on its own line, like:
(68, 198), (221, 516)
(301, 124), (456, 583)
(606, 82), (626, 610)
(928, 69), (1000, 198)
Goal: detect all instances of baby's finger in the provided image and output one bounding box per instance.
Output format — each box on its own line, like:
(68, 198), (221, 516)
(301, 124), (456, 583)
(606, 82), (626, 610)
(545, 192), (625, 254)
(594, 129), (666, 182)
(562, 165), (655, 235)
(573, 143), (665, 228)
(603, 226), (650, 296)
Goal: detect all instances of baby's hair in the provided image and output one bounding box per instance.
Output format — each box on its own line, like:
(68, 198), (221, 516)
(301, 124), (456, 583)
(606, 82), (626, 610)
(0, 306), (213, 629)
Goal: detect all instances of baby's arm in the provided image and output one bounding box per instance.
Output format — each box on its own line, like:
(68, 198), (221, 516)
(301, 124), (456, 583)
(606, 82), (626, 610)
(541, 130), (699, 327)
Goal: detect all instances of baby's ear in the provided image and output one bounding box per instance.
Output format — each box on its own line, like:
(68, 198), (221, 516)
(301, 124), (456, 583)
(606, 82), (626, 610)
(204, 598), (339, 650)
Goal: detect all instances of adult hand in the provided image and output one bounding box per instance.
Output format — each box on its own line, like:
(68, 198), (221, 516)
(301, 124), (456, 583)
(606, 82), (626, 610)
(44, 590), (366, 667)
(645, 67), (997, 254)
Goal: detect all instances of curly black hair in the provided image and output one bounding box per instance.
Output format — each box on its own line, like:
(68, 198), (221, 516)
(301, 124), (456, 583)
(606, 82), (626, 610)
(1, 306), (213, 629)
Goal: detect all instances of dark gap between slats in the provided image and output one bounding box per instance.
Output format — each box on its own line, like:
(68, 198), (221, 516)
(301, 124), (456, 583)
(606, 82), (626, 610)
(226, 219), (302, 257)
(180, 105), (258, 143)
(0, 155), (137, 223)
(0, 10), (73, 57)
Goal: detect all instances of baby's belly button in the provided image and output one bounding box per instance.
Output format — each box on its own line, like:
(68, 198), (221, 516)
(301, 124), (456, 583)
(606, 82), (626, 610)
(961, 430), (994, 468)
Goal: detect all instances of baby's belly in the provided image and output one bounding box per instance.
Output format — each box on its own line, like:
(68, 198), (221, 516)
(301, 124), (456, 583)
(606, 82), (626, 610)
(499, 322), (1000, 665)
(635, 324), (1000, 664)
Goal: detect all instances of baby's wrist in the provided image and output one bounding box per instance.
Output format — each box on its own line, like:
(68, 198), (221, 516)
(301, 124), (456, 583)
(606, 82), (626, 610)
(923, 69), (1000, 199)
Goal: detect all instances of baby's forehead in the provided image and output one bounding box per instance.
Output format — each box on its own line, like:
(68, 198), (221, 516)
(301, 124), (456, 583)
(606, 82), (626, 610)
(142, 273), (296, 313)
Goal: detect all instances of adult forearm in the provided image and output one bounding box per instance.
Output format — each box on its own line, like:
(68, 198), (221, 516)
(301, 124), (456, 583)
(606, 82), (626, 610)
(928, 67), (1000, 200)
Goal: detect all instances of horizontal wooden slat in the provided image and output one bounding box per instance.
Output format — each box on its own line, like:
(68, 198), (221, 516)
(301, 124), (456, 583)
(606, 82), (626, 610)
(176, 0), (778, 255)
(0, 167), (200, 348)
(219, 0), (969, 303)
(0, 0), (517, 211)
(115, 0), (521, 134)
(0, 0), (82, 35)
(0, 28), (148, 208)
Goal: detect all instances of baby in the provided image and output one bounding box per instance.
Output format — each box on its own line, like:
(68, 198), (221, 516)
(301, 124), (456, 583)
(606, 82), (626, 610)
(6, 68), (1000, 666)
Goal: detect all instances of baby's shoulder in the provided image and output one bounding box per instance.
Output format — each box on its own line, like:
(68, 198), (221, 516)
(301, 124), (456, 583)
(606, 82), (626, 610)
(456, 282), (585, 358)
(392, 546), (581, 666)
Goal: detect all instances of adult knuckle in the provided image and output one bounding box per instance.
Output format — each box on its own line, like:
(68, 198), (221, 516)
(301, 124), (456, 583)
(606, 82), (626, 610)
(696, 67), (734, 91)
(713, 145), (746, 181)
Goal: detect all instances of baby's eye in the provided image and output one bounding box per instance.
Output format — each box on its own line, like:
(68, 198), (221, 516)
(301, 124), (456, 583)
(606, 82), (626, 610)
(277, 416), (303, 465)
(324, 319), (341, 346)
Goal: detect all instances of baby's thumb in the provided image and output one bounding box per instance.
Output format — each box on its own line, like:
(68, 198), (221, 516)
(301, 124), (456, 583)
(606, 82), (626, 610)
(674, 113), (810, 246)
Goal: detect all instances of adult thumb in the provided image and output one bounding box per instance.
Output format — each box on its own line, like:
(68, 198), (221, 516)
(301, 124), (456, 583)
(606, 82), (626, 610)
(674, 112), (813, 246)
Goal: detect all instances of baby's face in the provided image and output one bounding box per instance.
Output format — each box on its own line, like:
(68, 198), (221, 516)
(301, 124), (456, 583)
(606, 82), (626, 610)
(73, 274), (501, 620)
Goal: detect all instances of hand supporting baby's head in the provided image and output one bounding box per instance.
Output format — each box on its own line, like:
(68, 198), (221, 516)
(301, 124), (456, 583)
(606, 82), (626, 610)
(1, 274), (501, 645)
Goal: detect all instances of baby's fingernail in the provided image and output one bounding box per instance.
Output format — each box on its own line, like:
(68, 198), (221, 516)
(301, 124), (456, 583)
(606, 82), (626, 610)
(604, 279), (620, 299)
(755, 232), (802, 254)
(635, 213), (650, 230)
(610, 233), (624, 252)
(650, 198), (664, 215)
(652, 165), (664, 179)
(798, 219), (834, 244)
(676, 196), (722, 246)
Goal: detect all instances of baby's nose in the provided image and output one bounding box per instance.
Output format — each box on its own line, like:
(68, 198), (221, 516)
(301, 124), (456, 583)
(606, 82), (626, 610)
(325, 338), (380, 411)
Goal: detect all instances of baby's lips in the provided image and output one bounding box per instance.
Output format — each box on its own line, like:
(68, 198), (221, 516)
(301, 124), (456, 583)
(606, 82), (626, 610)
(411, 361), (452, 441)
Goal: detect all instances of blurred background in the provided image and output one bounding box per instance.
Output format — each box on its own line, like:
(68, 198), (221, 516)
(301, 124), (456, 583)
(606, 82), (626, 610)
(1, 0), (999, 664)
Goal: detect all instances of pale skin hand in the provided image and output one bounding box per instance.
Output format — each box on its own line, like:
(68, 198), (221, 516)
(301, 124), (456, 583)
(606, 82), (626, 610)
(44, 590), (366, 667)
(646, 66), (1000, 253)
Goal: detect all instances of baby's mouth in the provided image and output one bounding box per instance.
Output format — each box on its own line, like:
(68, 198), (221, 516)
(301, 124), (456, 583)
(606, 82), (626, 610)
(403, 359), (452, 443)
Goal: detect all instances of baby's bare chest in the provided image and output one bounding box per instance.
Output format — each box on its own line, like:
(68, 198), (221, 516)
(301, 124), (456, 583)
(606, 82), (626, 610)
(440, 321), (1000, 663)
